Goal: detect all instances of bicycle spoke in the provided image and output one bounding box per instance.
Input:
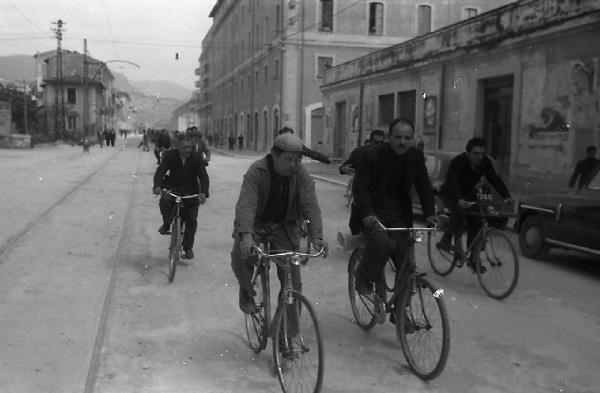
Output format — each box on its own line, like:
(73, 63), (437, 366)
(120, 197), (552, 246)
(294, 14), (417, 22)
(274, 295), (323, 393)
(477, 230), (519, 300)
(399, 278), (450, 380)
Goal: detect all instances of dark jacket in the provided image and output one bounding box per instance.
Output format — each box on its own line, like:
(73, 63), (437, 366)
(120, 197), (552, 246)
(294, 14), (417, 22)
(350, 144), (435, 234)
(233, 155), (323, 242)
(339, 145), (370, 174)
(439, 152), (510, 201)
(568, 157), (600, 189)
(153, 149), (209, 196)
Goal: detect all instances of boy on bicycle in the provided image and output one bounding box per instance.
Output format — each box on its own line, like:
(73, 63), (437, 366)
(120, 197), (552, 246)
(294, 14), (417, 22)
(231, 133), (327, 313)
(352, 118), (437, 296)
(152, 133), (209, 260)
(437, 137), (512, 271)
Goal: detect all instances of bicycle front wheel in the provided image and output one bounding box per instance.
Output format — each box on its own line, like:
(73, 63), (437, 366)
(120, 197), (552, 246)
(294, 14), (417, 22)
(476, 229), (519, 300)
(168, 216), (181, 283)
(245, 263), (270, 353)
(397, 276), (450, 380)
(348, 248), (377, 330)
(427, 230), (456, 276)
(273, 292), (324, 393)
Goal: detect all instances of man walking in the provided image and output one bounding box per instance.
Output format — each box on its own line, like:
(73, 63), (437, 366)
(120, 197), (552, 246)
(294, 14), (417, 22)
(569, 145), (600, 190)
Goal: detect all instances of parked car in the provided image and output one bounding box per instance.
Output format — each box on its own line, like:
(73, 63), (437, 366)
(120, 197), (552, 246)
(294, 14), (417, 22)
(515, 166), (600, 259)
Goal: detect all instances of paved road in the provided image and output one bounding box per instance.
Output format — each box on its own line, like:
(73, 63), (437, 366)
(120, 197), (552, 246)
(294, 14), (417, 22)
(0, 139), (598, 393)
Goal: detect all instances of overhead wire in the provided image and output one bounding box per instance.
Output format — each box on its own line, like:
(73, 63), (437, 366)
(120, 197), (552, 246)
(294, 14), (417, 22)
(2, 0), (53, 37)
(100, 0), (119, 58)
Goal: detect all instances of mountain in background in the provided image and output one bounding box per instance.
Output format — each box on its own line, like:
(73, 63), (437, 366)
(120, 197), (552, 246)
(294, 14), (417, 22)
(0, 55), (37, 82)
(0, 55), (192, 128)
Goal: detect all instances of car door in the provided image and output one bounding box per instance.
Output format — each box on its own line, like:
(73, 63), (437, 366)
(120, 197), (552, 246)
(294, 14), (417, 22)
(558, 171), (600, 251)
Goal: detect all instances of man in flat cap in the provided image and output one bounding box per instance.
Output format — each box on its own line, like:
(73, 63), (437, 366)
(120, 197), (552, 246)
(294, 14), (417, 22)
(231, 133), (328, 313)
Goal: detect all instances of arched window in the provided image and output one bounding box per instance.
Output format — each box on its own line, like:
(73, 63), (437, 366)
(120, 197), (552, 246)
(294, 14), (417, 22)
(319, 0), (333, 32)
(263, 110), (269, 148)
(417, 5), (432, 35)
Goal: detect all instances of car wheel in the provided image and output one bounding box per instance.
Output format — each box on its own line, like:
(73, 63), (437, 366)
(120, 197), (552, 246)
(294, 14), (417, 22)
(519, 215), (549, 259)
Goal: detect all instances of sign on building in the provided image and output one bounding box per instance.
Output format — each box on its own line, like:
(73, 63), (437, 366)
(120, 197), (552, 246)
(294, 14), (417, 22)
(0, 101), (12, 136)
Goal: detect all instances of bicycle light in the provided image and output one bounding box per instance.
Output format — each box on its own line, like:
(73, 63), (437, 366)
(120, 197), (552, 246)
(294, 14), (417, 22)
(291, 255), (302, 266)
(415, 231), (425, 243)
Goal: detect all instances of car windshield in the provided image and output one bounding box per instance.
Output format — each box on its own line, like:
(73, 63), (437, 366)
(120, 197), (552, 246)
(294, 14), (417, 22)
(588, 169), (600, 190)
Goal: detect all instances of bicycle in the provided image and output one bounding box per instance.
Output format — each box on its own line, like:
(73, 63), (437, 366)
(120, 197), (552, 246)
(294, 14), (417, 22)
(347, 221), (450, 380)
(244, 242), (326, 393)
(427, 200), (519, 300)
(162, 190), (200, 283)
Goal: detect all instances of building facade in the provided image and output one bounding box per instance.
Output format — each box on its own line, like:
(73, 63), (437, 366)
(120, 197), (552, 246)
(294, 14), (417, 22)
(34, 50), (115, 139)
(321, 0), (600, 187)
(197, 0), (512, 152)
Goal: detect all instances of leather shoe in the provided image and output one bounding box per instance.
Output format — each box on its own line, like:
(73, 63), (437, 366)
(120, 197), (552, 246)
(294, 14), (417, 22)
(182, 249), (194, 259)
(355, 269), (373, 296)
(239, 288), (256, 314)
(158, 224), (171, 235)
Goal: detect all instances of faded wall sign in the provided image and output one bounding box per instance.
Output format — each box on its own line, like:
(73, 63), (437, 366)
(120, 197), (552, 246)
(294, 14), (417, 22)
(423, 96), (437, 132)
(0, 101), (11, 136)
(528, 107), (569, 139)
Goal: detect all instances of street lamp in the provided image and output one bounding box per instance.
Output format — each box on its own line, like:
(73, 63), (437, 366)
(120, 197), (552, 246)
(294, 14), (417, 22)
(83, 59), (140, 137)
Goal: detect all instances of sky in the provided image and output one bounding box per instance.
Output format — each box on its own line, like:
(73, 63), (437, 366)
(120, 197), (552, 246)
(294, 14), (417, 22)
(0, 0), (215, 90)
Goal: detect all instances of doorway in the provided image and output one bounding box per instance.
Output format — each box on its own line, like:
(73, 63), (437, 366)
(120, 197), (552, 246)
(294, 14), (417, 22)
(482, 75), (514, 177)
(335, 101), (347, 158)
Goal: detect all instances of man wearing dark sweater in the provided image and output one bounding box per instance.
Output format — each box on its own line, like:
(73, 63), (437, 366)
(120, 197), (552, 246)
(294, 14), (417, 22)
(153, 134), (209, 260)
(352, 118), (436, 295)
(569, 145), (600, 190)
(438, 137), (512, 270)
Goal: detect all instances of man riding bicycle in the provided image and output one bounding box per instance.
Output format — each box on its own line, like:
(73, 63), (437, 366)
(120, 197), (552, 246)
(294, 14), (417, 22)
(339, 129), (385, 176)
(154, 129), (172, 165)
(437, 137), (512, 271)
(153, 133), (209, 260)
(231, 133), (328, 314)
(352, 118), (436, 297)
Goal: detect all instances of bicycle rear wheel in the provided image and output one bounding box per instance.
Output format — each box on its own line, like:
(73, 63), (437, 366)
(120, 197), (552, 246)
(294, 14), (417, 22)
(273, 292), (323, 393)
(245, 262), (270, 353)
(427, 230), (456, 276)
(168, 215), (181, 283)
(397, 276), (450, 380)
(476, 229), (519, 300)
(348, 248), (377, 330)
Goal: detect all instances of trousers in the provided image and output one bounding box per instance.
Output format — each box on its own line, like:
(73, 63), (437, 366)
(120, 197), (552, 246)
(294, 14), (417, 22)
(159, 195), (199, 251)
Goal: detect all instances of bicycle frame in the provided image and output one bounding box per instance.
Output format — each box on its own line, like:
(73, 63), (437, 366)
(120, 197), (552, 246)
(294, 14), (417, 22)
(462, 201), (512, 262)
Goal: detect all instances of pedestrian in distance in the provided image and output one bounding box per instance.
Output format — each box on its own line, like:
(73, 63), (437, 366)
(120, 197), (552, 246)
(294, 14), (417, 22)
(109, 129), (116, 147)
(238, 134), (244, 150)
(104, 130), (110, 147)
(138, 130), (150, 151)
(568, 145), (600, 190)
(228, 135), (236, 151)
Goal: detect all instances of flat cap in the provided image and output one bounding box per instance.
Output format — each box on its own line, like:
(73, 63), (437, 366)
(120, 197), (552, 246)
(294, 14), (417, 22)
(273, 133), (304, 153)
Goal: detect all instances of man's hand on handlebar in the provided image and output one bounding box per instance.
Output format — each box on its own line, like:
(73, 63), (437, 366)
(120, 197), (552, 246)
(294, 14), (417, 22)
(459, 199), (474, 209)
(198, 193), (207, 204)
(152, 186), (162, 195)
(312, 238), (329, 258)
(239, 232), (255, 260)
(362, 215), (380, 230)
(425, 216), (439, 227)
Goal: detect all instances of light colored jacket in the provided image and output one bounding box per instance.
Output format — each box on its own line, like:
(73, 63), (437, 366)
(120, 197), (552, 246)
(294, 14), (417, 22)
(233, 155), (323, 242)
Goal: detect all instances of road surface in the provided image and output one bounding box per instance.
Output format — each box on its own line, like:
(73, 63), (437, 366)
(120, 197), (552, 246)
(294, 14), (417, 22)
(0, 138), (598, 393)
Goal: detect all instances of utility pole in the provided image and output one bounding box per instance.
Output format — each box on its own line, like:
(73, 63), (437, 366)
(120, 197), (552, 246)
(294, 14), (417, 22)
(23, 79), (28, 134)
(83, 39), (89, 138)
(51, 19), (66, 140)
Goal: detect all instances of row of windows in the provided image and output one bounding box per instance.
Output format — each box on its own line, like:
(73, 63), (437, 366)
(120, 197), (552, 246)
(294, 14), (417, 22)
(319, 1), (480, 35)
(212, 107), (281, 142)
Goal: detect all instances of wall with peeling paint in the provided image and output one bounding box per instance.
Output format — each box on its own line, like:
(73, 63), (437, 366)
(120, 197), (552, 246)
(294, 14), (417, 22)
(321, 0), (600, 187)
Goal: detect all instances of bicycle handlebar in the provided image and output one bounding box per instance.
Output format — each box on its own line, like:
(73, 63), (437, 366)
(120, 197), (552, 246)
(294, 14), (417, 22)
(252, 245), (325, 262)
(375, 219), (437, 233)
(162, 189), (201, 199)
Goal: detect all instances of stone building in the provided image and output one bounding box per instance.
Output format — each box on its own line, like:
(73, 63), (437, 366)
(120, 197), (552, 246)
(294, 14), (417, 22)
(197, 0), (512, 152)
(34, 49), (115, 139)
(321, 0), (600, 187)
